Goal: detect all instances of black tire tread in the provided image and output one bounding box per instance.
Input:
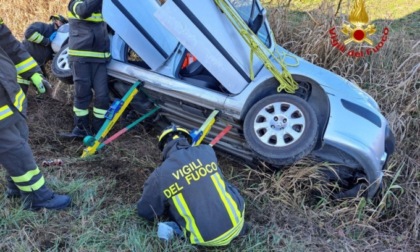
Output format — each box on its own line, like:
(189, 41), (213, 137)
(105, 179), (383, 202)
(51, 44), (73, 84)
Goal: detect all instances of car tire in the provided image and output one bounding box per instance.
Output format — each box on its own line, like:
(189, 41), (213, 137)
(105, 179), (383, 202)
(243, 94), (318, 166)
(51, 43), (73, 84)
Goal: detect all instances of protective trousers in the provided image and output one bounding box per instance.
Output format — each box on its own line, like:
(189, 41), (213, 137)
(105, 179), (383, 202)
(0, 117), (50, 198)
(72, 61), (109, 133)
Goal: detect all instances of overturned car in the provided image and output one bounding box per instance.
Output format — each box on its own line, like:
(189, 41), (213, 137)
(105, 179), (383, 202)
(51, 0), (395, 198)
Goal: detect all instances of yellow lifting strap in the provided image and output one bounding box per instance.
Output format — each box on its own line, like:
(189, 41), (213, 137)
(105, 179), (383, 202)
(213, 0), (298, 93)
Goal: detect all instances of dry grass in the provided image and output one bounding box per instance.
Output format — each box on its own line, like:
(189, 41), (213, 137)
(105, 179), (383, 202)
(1, 0), (419, 251)
(267, 1), (420, 249)
(1, 1), (67, 40)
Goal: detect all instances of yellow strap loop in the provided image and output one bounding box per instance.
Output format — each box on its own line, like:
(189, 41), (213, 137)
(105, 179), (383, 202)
(214, 0), (299, 93)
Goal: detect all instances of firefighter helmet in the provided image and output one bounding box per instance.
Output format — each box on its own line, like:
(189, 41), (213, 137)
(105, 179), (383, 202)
(50, 15), (68, 24)
(158, 124), (192, 151)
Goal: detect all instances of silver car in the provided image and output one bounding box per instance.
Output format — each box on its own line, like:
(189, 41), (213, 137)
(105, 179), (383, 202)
(51, 0), (395, 198)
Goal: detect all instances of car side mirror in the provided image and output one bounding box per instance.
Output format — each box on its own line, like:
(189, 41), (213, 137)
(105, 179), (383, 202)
(249, 9), (266, 34)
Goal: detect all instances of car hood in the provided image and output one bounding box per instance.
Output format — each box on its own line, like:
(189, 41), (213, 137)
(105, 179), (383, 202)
(272, 44), (380, 111)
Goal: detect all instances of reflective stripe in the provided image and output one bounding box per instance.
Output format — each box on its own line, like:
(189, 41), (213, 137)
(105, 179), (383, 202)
(71, 1), (83, 19)
(15, 57), (38, 75)
(15, 176), (45, 192)
(69, 49), (110, 59)
(67, 11), (104, 22)
(11, 166), (41, 183)
(28, 31), (44, 43)
(73, 106), (89, 116)
(93, 107), (107, 119)
(0, 88), (25, 120)
(13, 88), (25, 112)
(200, 216), (244, 246)
(172, 194), (204, 244)
(17, 75), (31, 85)
(0, 105), (13, 120)
(211, 173), (241, 226)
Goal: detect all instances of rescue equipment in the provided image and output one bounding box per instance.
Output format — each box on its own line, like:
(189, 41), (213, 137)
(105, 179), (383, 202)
(209, 124), (232, 147)
(98, 106), (161, 151)
(81, 81), (158, 157)
(190, 110), (219, 146)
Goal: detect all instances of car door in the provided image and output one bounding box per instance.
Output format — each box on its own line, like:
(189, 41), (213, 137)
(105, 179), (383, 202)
(103, 0), (179, 70)
(154, 0), (266, 94)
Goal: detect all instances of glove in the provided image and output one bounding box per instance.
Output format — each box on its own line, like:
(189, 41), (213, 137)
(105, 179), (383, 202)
(49, 31), (57, 41)
(30, 73), (49, 94)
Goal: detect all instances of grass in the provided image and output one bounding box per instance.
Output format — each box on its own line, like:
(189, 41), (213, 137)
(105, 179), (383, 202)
(1, 0), (420, 251)
(264, 0), (420, 20)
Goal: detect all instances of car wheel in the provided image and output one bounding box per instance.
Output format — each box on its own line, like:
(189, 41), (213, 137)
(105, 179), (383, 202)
(243, 94), (318, 166)
(51, 43), (73, 84)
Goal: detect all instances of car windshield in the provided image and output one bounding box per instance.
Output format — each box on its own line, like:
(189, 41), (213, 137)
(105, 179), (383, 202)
(228, 0), (271, 47)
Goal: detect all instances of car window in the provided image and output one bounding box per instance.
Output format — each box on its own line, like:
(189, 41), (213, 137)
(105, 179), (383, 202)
(228, 0), (271, 47)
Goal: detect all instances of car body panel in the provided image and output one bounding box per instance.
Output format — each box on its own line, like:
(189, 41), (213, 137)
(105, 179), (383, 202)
(155, 0), (265, 94)
(51, 23), (69, 53)
(53, 0), (395, 198)
(103, 0), (179, 70)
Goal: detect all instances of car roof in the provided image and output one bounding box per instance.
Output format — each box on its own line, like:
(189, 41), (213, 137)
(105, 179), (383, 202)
(104, 0), (269, 94)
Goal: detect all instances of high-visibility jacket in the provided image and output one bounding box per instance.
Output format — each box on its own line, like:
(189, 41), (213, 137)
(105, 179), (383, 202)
(0, 45), (26, 129)
(22, 22), (55, 66)
(0, 18), (42, 81)
(137, 138), (245, 246)
(0, 44), (47, 195)
(67, 0), (110, 63)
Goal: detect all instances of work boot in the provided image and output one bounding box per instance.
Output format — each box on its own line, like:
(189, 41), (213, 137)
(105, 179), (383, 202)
(5, 176), (20, 198)
(21, 185), (71, 211)
(65, 115), (92, 138)
(70, 126), (90, 138)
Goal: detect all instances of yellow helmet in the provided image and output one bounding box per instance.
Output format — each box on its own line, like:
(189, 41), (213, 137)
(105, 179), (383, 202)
(158, 124), (192, 150)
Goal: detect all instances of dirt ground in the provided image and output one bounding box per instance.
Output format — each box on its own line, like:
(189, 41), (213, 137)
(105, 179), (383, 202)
(25, 84), (163, 205)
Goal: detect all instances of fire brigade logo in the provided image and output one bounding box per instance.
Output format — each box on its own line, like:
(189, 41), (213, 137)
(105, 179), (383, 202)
(341, 0), (376, 45)
(328, 0), (389, 57)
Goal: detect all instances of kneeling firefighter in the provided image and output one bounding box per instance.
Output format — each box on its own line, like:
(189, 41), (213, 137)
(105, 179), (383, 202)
(22, 14), (68, 71)
(0, 18), (51, 95)
(137, 125), (246, 246)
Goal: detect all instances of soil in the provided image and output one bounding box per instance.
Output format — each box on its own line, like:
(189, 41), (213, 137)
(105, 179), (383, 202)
(26, 86), (162, 205)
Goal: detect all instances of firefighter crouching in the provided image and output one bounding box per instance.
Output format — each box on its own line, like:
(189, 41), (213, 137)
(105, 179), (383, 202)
(0, 18), (52, 95)
(0, 44), (71, 210)
(137, 125), (247, 246)
(65, 0), (110, 138)
(22, 14), (68, 73)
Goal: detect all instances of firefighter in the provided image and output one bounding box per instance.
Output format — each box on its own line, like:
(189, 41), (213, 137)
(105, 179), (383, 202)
(22, 14), (68, 72)
(137, 125), (246, 246)
(65, 0), (110, 138)
(0, 38), (71, 210)
(0, 18), (51, 95)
